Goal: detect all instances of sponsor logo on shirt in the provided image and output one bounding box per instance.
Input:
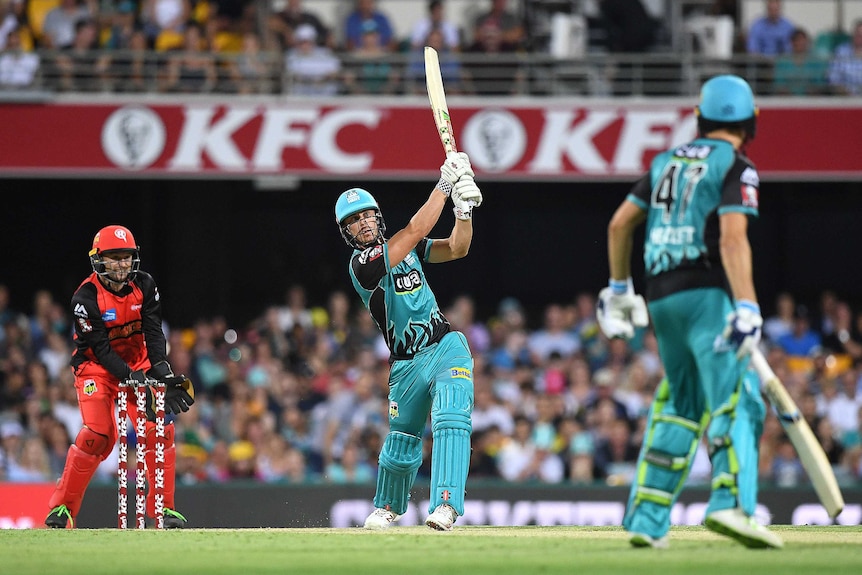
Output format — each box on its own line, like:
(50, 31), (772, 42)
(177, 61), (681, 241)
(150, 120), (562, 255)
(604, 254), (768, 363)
(73, 303), (88, 318)
(741, 184), (759, 208)
(394, 270), (422, 294)
(132, 304), (142, 311)
(450, 367), (472, 380)
(389, 401), (399, 419)
(358, 244), (383, 264)
(102, 309), (117, 322)
(83, 379), (97, 396)
(77, 317), (93, 333)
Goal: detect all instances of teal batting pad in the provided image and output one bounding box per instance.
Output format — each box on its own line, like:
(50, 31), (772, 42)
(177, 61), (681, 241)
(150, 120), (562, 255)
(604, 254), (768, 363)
(707, 369), (766, 516)
(429, 378), (473, 516)
(373, 431), (423, 515)
(624, 379), (708, 538)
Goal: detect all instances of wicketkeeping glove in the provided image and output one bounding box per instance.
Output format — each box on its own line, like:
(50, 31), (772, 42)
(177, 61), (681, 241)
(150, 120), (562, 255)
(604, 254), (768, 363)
(144, 361), (196, 420)
(596, 279), (649, 340)
(715, 300), (762, 359)
(438, 151), (474, 194)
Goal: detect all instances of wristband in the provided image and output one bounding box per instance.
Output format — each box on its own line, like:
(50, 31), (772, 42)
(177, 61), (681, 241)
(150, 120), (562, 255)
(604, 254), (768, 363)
(736, 300), (760, 315)
(436, 178), (453, 197)
(609, 278), (630, 296)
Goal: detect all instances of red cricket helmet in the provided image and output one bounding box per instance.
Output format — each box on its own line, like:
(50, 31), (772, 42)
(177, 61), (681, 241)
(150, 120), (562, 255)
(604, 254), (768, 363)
(89, 225), (141, 284)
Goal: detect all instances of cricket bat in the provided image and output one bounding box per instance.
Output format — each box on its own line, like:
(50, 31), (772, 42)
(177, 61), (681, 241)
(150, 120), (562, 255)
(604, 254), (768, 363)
(750, 348), (844, 519)
(424, 46), (456, 154)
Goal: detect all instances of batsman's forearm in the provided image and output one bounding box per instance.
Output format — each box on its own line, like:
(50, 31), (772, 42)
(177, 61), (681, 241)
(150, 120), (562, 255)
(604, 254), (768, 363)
(408, 189), (447, 237)
(448, 219), (472, 258)
(607, 200), (644, 280)
(720, 237), (757, 303)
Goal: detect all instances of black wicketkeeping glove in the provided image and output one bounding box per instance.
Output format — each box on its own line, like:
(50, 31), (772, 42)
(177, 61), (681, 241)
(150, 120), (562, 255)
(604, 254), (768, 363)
(163, 375), (195, 415)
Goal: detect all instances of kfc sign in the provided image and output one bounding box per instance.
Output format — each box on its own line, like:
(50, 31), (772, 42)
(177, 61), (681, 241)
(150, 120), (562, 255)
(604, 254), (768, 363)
(0, 98), (859, 180)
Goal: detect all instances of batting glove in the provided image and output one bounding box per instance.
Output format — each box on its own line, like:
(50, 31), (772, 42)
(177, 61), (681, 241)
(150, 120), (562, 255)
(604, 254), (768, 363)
(452, 176), (482, 220)
(716, 300), (762, 359)
(596, 278), (649, 340)
(439, 151), (474, 191)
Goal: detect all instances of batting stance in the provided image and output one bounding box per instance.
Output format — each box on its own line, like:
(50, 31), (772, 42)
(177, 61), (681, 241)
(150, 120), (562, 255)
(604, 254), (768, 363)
(597, 75), (782, 549)
(46, 225), (195, 529)
(335, 152), (482, 531)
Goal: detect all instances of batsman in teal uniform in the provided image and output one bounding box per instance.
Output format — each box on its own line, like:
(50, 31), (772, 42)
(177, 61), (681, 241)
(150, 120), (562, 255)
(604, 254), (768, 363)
(335, 151), (482, 531)
(597, 75), (783, 549)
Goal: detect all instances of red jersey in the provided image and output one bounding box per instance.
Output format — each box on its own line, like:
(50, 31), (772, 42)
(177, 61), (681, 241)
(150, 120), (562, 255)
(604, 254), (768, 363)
(70, 270), (168, 382)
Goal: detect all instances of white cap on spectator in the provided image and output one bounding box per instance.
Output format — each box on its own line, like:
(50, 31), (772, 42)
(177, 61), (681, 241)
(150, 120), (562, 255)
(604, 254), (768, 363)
(1, 420), (24, 439)
(295, 24), (317, 43)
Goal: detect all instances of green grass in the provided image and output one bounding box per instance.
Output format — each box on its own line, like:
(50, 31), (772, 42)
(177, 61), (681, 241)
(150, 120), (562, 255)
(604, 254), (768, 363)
(2, 526), (860, 574)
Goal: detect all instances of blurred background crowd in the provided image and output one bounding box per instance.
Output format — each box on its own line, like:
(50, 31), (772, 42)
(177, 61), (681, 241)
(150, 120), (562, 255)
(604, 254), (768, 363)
(2, 280), (862, 491)
(0, 0), (860, 96)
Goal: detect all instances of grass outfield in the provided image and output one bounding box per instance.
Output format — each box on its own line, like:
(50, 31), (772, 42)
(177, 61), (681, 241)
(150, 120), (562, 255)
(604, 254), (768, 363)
(1, 526), (860, 574)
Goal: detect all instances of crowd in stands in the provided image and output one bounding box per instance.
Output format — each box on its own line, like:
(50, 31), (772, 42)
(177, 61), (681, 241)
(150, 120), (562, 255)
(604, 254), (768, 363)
(0, 0), (860, 95)
(2, 279), (862, 492)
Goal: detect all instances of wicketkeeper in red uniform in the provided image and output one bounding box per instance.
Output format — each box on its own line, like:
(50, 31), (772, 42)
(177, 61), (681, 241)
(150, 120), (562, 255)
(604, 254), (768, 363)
(45, 225), (195, 529)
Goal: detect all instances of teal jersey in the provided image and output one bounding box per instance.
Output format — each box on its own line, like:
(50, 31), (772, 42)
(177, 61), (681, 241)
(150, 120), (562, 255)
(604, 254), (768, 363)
(348, 238), (450, 359)
(627, 138), (760, 283)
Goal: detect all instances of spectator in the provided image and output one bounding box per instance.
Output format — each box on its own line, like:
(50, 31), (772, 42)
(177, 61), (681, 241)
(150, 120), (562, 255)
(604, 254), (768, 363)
(41, 0), (93, 49)
(284, 23), (341, 95)
(770, 435), (804, 486)
(343, 0), (396, 53)
(469, 425), (504, 478)
(471, 0), (524, 51)
(6, 435), (52, 481)
(527, 303), (581, 365)
(821, 301), (862, 360)
(102, 0), (139, 50)
(278, 284), (313, 333)
(107, 27), (155, 93)
(267, 0), (330, 51)
(446, 294), (490, 354)
(472, 379), (515, 436)
(342, 20), (400, 95)
(0, 27), (39, 88)
(162, 21), (217, 93)
(407, 27), (469, 98)
(464, 17), (525, 95)
(592, 417), (638, 483)
(828, 20), (862, 96)
(409, 0), (459, 52)
(497, 414), (564, 482)
(323, 440), (375, 483)
(773, 27), (829, 95)
(224, 31), (272, 94)
(55, 19), (110, 92)
(142, 0), (190, 51)
(763, 291), (795, 342)
(0, 0), (33, 51)
(776, 306), (822, 358)
(745, 0), (795, 57)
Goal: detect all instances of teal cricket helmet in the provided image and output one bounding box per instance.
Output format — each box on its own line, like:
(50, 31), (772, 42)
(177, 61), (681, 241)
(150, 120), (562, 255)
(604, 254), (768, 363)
(696, 74), (758, 140)
(335, 188), (386, 249)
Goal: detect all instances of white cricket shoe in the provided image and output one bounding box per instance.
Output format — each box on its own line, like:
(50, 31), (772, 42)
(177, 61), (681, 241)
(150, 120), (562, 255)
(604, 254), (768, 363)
(363, 507), (402, 530)
(628, 532), (669, 549)
(425, 503), (458, 531)
(704, 508), (784, 549)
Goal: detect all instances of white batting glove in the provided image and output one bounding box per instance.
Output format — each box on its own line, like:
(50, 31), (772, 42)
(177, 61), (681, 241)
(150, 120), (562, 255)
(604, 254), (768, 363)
(452, 176), (482, 220)
(596, 279), (649, 340)
(439, 152), (474, 188)
(715, 300), (763, 359)
(452, 175), (483, 207)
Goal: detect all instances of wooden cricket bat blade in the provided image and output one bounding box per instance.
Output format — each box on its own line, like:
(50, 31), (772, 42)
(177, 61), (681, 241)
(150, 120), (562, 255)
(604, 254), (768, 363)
(424, 46), (456, 154)
(750, 349), (845, 519)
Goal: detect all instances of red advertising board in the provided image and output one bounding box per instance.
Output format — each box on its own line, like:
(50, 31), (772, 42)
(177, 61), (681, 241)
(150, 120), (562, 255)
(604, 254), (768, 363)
(0, 97), (858, 180)
(0, 483), (56, 529)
